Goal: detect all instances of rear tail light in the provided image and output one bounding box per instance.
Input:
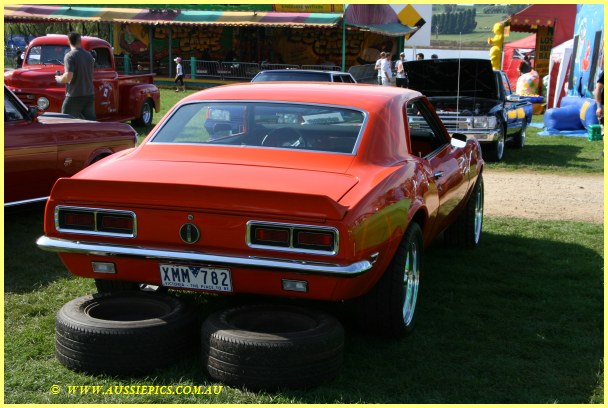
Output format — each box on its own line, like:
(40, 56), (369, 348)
(252, 226), (290, 247)
(56, 206), (136, 237)
(247, 221), (337, 255)
(59, 211), (95, 231)
(294, 230), (335, 252)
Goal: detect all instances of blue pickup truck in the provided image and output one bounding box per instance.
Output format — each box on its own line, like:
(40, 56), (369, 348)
(405, 58), (532, 162)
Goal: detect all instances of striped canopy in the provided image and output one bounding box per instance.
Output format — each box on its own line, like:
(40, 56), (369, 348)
(4, 5), (342, 28)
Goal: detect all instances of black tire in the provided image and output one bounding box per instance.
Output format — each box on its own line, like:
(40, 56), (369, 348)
(201, 304), (344, 390)
(444, 174), (484, 247)
(55, 292), (197, 375)
(355, 222), (423, 338)
(94, 279), (168, 294)
(483, 128), (505, 162)
(132, 99), (153, 127)
(512, 120), (526, 149)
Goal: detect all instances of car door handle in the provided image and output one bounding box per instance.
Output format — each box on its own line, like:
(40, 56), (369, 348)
(433, 171), (443, 179)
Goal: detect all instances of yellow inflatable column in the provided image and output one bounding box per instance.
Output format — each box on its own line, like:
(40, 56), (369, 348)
(487, 22), (504, 71)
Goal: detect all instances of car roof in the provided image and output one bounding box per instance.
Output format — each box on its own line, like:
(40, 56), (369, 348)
(182, 83), (422, 112)
(28, 35), (110, 49)
(258, 69), (351, 75)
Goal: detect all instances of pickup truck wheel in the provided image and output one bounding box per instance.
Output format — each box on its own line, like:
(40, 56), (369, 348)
(201, 304), (344, 390)
(55, 292), (197, 375)
(132, 99), (153, 127)
(484, 131), (505, 162)
(444, 174), (484, 247)
(355, 222), (423, 338)
(512, 120), (526, 149)
(95, 278), (167, 294)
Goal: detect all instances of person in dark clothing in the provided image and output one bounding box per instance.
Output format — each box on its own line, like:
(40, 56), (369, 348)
(55, 32), (96, 120)
(15, 48), (24, 67)
(518, 55), (531, 76)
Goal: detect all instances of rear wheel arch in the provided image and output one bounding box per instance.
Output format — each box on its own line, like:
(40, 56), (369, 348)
(85, 148), (113, 166)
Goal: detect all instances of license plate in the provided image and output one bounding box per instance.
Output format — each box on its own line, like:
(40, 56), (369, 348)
(159, 264), (232, 292)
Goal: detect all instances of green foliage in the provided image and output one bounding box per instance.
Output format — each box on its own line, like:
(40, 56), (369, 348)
(431, 8), (477, 35)
(4, 22), (112, 43)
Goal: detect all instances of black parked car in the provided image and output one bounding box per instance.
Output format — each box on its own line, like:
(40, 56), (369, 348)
(251, 69), (357, 83)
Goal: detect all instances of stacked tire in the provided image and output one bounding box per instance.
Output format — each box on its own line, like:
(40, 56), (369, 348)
(55, 292), (197, 375)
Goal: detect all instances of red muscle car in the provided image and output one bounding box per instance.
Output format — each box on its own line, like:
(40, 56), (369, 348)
(37, 83), (484, 337)
(4, 85), (137, 207)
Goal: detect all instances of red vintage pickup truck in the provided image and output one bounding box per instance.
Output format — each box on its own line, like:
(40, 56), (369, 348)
(4, 35), (160, 126)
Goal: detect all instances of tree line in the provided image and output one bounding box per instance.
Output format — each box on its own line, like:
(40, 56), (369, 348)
(431, 8), (477, 35)
(482, 5), (528, 15)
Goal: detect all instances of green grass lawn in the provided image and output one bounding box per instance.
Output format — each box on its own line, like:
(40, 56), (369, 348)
(4, 87), (603, 404)
(489, 115), (604, 174)
(4, 208), (603, 403)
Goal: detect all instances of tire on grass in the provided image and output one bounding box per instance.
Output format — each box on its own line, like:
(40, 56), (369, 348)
(132, 99), (153, 127)
(355, 221), (423, 338)
(55, 292), (197, 375)
(201, 304), (344, 390)
(444, 174), (484, 247)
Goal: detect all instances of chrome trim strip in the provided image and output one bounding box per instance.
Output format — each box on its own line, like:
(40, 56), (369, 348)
(4, 196), (49, 207)
(54, 206), (137, 238)
(246, 220), (339, 256)
(36, 236), (374, 277)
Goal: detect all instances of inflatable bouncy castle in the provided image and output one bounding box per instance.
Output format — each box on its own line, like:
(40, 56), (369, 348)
(543, 96), (599, 132)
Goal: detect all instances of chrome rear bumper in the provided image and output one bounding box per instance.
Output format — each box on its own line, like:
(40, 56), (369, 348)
(36, 236), (376, 277)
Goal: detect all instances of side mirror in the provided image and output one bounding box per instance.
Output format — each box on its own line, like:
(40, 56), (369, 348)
(450, 132), (467, 148)
(28, 106), (40, 119)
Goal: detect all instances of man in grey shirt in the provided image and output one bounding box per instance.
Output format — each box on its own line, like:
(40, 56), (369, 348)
(55, 32), (96, 120)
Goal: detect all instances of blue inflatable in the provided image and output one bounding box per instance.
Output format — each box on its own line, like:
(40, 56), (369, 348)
(544, 105), (584, 131)
(543, 96), (599, 131)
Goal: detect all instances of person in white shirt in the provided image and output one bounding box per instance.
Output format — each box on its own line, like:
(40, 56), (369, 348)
(395, 52), (408, 88)
(174, 57), (185, 92)
(381, 53), (393, 86)
(375, 52), (386, 85)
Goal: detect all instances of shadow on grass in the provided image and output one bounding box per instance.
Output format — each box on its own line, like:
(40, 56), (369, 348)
(4, 210), (603, 403)
(131, 224), (602, 404)
(4, 203), (69, 294)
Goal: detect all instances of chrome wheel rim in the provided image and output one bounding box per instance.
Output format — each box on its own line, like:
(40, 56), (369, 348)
(497, 134), (505, 160)
(142, 103), (152, 124)
(473, 181), (484, 243)
(521, 125), (526, 147)
(402, 241), (419, 326)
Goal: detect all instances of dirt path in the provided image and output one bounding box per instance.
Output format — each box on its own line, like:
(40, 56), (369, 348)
(483, 170), (604, 224)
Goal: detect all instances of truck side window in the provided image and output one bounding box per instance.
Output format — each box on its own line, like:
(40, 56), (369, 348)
(92, 48), (112, 69)
(501, 73), (512, 95)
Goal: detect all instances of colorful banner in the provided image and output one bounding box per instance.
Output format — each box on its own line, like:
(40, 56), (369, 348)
(534, 25), (553, 80)
(569, 4), (604, 98)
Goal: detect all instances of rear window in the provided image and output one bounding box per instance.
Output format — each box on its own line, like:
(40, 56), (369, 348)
(150, 102), (366, 155)
(252, 72), (330, 82)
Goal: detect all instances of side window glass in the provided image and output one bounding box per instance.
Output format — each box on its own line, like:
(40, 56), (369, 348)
(502, 73), (512, 95)
(405, 100), (446, 158)
(4, 95), (25, 122)
(92, 48), (112, 69)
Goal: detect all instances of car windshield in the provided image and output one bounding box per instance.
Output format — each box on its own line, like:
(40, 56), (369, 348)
(25, 45), (69, 65)
(253, 72), (330, 82)
(150, 102), (366, 154)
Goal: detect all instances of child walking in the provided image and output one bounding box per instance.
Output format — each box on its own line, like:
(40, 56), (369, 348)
(174, 57), (185, 92)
